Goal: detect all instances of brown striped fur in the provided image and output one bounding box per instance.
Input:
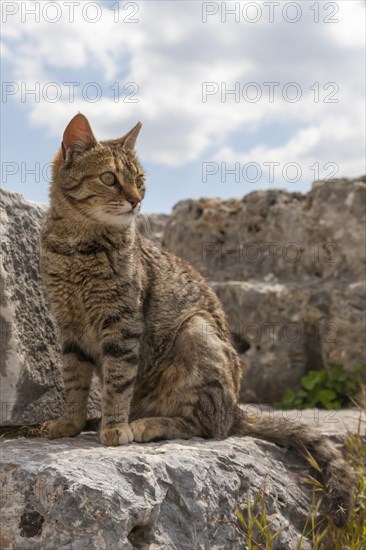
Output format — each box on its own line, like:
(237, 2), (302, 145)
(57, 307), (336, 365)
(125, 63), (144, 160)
(40, 114), (355, 527)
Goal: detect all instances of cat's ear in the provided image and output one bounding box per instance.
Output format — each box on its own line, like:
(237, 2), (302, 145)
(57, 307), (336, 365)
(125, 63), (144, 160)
(119, 122), (142, 151)
(61, 113), (97, 160)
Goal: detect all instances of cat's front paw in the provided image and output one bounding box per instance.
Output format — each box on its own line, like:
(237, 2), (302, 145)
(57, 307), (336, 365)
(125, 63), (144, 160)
(100, 423), (133, 446)
(46, 418), (84, 439)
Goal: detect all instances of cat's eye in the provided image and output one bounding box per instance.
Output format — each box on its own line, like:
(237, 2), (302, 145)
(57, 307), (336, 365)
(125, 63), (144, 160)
(100, 172), (116, 186)
(136, 175), (144, 188)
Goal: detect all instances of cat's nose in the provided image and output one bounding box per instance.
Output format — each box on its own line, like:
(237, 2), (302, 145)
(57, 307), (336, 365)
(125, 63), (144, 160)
(127, 196), (140, 209)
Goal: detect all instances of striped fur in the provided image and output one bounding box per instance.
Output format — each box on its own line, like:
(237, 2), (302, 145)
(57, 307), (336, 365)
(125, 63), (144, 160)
(40, 114), (355, 527)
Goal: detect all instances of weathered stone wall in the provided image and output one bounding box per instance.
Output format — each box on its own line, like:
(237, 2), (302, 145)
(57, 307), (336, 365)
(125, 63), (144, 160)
(163, 178), (366, 283)
(162, 177), (366, 402)
(0, 190), (66, 426)
(213, 280), (365, 402)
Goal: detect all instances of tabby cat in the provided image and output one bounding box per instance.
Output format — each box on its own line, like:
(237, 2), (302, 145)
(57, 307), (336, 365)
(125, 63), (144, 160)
(40, 114), (354, 528)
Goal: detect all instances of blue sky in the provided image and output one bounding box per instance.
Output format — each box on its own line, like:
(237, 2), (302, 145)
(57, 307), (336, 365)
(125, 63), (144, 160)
(1, 0), (365, 213)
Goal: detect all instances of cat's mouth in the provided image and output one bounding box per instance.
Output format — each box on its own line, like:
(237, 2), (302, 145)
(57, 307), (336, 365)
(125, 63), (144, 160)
(107, 206), (140, 217)
(91, 203), (141, 226)
(105, 201), (141, 215)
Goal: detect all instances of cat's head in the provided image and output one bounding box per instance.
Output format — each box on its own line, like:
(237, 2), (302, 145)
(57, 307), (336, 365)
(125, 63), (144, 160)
(52, 113), (145, 227)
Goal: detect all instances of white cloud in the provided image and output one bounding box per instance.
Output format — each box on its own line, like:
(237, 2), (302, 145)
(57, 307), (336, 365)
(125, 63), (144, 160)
(214, 117), (365, 180)
(2, 0), (365, 177)
(324, 1), (366, 49)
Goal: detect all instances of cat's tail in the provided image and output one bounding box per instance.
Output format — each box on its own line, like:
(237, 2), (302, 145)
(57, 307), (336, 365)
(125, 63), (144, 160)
(230, 406), (355, 528)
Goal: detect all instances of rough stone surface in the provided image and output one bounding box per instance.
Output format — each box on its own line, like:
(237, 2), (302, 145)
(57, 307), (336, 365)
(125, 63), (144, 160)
(212, 280), (366, 403)
(0, 190), (68, 426)
(0, 190), (165, 426)
(1, 409), (364, 550)
(163, 177), (366, 283)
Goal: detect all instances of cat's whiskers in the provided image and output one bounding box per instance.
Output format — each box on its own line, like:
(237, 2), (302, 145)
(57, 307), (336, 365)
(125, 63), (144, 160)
(136, 213), (151, 239)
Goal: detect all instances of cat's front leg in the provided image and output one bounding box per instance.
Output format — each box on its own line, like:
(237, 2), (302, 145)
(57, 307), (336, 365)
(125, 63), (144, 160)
(47, 340), (94, 439)
(99, 319), (141, 446)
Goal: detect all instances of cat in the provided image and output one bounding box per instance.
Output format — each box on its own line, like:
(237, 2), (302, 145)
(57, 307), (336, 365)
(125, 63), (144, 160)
(40, 113), (355, 528)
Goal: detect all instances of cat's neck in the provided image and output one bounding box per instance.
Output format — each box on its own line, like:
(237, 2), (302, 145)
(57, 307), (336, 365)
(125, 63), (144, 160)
(48, 190), (137, 250)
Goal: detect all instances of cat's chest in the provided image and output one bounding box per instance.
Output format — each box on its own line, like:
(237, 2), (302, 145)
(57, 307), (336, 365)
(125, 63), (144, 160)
(49, 251), (123, 321)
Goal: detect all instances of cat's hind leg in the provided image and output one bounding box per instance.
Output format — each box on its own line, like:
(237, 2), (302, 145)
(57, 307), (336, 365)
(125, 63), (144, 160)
(130, 314), (238, 442)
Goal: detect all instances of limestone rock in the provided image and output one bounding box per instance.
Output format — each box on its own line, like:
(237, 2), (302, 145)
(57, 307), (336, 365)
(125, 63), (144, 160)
(1, 408), (363, 549)
(162, 177), (366, 283)
(212, 280), (366, 403)
(212, 281), (309, 403)
(0, 190), (67, 426)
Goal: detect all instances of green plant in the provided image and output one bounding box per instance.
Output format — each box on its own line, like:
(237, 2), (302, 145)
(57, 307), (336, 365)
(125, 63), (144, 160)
(235, 492), (286, 549)
(280, 364), (364, 410)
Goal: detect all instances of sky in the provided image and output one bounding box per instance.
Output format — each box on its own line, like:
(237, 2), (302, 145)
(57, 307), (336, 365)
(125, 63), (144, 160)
(1, 0), (365, 213)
